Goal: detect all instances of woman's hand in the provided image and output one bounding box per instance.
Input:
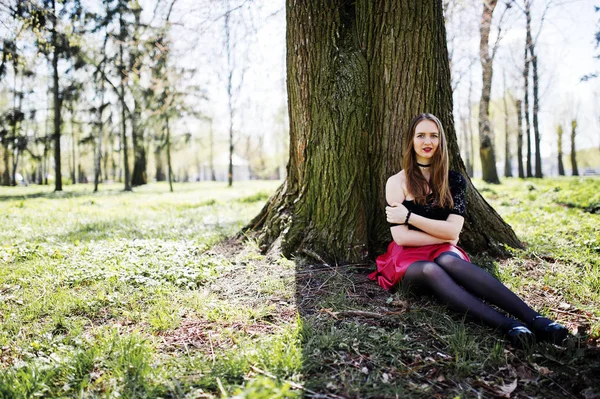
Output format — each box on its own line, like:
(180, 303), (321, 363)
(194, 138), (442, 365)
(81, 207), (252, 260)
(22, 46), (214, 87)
(386, 202), (408, 224)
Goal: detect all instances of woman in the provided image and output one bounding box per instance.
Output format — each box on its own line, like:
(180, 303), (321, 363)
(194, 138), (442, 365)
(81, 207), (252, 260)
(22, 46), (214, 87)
(369, 113), (568, 347)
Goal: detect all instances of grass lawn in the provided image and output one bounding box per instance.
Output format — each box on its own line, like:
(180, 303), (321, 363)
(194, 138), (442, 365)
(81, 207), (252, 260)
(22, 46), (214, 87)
(0, 177), (598, 398)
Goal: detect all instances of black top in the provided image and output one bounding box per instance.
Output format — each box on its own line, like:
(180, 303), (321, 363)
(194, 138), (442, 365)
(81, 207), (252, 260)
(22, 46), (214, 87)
(394, 171), (467, 229)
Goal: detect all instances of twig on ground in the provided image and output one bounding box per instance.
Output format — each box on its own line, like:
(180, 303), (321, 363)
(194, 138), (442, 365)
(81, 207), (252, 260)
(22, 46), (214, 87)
(208, 333), (215, 364)
(216, 377), (227, 396)
(299, 248), (330, 266)
(550, 307), (597, 321)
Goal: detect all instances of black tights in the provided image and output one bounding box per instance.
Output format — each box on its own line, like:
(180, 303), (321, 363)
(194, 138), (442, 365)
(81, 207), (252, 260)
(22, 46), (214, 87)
(402, 252), (540, 331)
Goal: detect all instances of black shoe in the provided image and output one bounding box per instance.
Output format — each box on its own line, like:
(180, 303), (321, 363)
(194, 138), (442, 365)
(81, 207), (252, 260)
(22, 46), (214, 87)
(530, 316), (569, 345)
(506, 325), (535, 349)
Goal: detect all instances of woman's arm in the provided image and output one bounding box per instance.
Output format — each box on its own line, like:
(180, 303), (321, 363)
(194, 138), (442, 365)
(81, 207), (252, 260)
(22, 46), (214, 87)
(404, 212), (464, 241)
(386, 202), (464, 241)
(386, 173), (458, 245)
(391, 224), (457, 246)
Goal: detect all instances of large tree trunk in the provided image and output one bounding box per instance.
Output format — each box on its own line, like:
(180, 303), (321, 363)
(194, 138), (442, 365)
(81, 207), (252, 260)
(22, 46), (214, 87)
(245, 0), (522, 263)
(557, 124), (565, 176)
(570, 119), (579, 176)
(479, 0), (500, 184)
(516, 99), (525, 178)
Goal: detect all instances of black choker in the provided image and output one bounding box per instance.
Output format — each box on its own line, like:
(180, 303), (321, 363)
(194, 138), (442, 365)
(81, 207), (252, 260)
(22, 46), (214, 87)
(417, 162), (431, 168)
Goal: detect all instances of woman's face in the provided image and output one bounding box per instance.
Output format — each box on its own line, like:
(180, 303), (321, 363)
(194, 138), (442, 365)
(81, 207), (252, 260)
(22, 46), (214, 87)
(413, 120), (440, 164)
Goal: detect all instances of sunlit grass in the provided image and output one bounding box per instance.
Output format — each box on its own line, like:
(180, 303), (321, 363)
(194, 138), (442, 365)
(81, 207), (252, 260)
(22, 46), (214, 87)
(0, 177), (598, 397)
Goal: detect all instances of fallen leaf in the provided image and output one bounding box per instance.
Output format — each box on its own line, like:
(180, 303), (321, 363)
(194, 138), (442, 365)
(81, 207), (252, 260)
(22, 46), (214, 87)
(497, 379), (518, 397)
(533, 364), (552, 376)
(559, 302), (571, 310)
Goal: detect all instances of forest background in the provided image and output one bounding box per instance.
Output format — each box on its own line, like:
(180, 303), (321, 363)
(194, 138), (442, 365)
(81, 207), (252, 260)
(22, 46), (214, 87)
(0, 0), (599, 188)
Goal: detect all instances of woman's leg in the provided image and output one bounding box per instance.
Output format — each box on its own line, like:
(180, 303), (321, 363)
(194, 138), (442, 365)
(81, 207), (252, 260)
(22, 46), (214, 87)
(433, 252), (538, 322)
(434, 252), (568, 344)
(403, 261), (523, 331)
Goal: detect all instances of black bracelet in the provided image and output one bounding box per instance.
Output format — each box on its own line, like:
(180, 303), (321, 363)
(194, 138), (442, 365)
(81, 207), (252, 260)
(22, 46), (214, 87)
(404, 210), (412, 226)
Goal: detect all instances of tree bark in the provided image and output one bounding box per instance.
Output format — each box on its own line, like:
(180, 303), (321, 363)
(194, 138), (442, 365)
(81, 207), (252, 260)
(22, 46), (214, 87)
(570, 119), (579, 176)
(516, 99), (525, 178)
(244, 0), (522, 263)
(479, 0), (500, 184)
(557, 124), (564, 176)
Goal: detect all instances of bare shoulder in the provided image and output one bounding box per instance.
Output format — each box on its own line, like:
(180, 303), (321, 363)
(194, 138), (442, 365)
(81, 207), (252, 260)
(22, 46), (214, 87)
(387, 170), (405, 184)
(386, 170), (406, 204)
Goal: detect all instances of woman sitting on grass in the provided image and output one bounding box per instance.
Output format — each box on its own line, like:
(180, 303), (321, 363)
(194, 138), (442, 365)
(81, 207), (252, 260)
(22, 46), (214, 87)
(369, 113), (568, 347)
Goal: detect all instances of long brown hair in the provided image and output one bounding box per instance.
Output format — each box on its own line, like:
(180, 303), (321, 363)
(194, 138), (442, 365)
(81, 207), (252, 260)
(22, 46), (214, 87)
(402, 113), (453, 208)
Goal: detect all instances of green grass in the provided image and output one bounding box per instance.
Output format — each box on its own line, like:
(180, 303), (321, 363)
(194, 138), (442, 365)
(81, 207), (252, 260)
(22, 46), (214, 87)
(0, 177), (599, 398)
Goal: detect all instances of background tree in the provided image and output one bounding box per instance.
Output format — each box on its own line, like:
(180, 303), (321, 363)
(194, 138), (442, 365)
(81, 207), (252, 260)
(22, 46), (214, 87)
(478, 0), (508, 184)
(570, 119), (579, 176)
(522, 24), (533, 178)
(515, 98), (525, 178)
(556, 124), (565, 176)
(502, 71), (512, 178)
(246, 0), (522, 264)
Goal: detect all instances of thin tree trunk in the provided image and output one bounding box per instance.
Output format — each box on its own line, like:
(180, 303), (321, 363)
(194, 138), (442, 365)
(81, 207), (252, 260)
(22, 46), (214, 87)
(516, 99), (524, 178)
(166, 115), (173, 192)
(479, 0), (500, 184)
(527, 0), (542, 178)
(118, 13), (131, 191)
(503, 72), (512, 177)
(524, 1), (533, 178)
(131, 98), (147, 186)
(245, 0), (521, 262)
(225, 4), (234, 187)
(210, 121), (216, 181)
(557, 124), (564, 176)
(570, 119), (579, 176)
(155, 146), (165, 181)
(2, 142), (9, 186)
(70, 102), (77, 184)
(94, 86), (105, 192)
(466, 75), (474, 177)
(51, 0), (62, 191)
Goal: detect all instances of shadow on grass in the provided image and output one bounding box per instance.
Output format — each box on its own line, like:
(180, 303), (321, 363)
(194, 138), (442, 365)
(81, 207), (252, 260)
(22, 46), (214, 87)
(52, 219), (146, 242)
(295, 253), (600, 398)
(0, 187), (131, 202)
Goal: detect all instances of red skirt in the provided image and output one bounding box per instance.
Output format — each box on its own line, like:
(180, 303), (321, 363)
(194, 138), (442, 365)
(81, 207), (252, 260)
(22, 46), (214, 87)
(368, 242), (470, 291)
